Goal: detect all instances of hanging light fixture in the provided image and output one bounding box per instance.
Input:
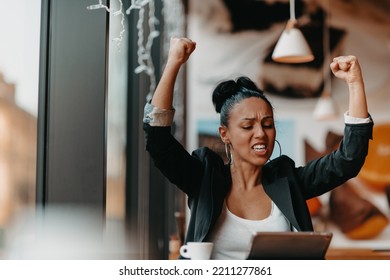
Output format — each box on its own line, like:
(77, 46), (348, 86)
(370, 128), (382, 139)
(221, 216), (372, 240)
(313, 0), (338, 120)
(272, 0), (314, 63)
(313, 90), (338, 120)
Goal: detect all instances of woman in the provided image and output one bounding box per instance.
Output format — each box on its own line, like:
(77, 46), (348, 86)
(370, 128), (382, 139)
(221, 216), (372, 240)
(143, 37), (373, 259)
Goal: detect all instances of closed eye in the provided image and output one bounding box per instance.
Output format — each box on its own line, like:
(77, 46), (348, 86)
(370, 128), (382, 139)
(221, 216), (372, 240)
(263, 124), (274, 129)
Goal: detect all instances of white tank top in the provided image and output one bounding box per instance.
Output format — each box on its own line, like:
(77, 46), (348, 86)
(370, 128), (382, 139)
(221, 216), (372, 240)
(207, 202), (290, 259)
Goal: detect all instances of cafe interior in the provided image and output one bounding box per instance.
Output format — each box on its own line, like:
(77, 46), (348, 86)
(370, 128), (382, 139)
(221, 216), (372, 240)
(0, 0), (389, 260)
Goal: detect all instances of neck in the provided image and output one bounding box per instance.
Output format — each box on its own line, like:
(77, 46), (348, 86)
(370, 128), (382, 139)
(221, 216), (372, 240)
(230, 162), (263, 190)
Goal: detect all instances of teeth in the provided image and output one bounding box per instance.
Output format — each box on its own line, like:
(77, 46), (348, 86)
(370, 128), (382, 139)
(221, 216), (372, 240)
(253, 144), (265, 151)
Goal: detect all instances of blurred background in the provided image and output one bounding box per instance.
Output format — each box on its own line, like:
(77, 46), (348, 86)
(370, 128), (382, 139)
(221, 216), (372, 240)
(0, 0), (389, 259)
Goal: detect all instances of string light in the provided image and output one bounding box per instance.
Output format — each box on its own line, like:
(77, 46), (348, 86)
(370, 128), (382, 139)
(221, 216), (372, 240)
(87, 0), (126, 50)
(126, 0), (150, 13)
(87, 1), (186, 143)
(111, 0), (126, 50)
(127, 0), (160, 100)
(87, 0), (160, 98)
(87, 0), (111, 13)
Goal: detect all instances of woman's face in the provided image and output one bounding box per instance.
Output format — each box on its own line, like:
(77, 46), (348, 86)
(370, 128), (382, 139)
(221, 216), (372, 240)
(220, 97), (276, 167)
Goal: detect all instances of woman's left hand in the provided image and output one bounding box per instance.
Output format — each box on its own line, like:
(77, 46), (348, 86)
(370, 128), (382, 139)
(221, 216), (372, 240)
(330, 55), (363, 85)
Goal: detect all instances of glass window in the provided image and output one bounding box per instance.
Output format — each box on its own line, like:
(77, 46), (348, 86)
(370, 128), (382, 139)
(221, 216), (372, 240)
(0, 0), (40, 235)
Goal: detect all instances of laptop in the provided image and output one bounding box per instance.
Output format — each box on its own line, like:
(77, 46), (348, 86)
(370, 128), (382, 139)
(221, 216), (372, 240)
(247, 231), (333, 260)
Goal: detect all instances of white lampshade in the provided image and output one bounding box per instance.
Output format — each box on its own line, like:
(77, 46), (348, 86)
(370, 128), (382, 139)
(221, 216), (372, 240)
(313, 93), (338, 121)
(272, 27), (314, 63)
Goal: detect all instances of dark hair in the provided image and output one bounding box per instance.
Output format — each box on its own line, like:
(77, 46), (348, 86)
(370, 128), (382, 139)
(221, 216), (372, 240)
(212, 76), (273, 126)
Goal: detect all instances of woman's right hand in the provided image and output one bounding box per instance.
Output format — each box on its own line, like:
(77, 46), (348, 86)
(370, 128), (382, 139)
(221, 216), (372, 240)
(167, 37), (196, 66)
(151, 38), (196, 110)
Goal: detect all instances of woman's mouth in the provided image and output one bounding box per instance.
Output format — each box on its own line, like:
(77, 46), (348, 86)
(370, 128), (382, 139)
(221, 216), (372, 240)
(252, 144), (267, 155)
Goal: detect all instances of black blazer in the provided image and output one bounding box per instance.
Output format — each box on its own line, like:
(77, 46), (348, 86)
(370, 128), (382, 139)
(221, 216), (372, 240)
(144, 122), (373, 244)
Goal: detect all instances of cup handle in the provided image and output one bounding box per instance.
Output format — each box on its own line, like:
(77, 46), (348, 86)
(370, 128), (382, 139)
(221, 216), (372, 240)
(179, 245), (190, 259)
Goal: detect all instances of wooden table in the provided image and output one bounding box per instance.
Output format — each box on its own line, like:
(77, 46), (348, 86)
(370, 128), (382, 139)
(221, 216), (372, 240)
(326, 248), (390, 260)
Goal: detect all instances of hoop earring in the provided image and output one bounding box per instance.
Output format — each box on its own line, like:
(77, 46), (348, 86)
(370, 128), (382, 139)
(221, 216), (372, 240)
(225, 143), (233, 165)
(275, 139), (282, 157)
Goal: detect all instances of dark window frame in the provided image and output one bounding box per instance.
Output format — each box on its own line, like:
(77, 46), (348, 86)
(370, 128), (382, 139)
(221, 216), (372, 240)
(37, 0), (182, 259)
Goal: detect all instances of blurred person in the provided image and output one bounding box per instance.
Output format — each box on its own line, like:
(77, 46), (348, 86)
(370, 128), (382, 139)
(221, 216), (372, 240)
(143, 37), (373, 259)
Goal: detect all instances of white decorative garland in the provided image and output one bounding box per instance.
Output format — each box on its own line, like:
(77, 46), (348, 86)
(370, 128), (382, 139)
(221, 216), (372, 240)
(87, 0), (185, 105)
(87, 0), (160, 98)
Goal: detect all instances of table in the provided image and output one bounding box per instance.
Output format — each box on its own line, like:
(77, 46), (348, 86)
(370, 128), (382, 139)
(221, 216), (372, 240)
(326, 248), (390, 260)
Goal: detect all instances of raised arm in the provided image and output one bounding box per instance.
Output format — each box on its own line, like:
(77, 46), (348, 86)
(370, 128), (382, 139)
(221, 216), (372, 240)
(144, 38), (202, 197)
(330, 55), (368, 118)
(151, 37), (196, 109)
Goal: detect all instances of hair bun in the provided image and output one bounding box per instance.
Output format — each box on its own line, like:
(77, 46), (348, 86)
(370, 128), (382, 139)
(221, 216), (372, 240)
(236, 76), (261, 92)
(212, 80), (239, 113)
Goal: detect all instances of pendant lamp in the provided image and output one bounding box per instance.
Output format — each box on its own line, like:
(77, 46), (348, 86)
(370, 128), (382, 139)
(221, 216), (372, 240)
(313, 90), (338, 120)
(272, 0), (314, 63)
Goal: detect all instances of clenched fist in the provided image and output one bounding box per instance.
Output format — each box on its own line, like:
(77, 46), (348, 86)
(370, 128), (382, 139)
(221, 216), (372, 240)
(167, 37), (196, 66)
(330, 55), (363, 84)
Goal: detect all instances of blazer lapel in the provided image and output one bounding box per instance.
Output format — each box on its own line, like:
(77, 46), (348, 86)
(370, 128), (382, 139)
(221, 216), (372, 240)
(263, 176), (302, 231)
(195, 163), (231, 241)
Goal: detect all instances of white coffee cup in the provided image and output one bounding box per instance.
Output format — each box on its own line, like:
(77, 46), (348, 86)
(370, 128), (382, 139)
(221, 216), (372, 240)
(179, 242), (213, 260)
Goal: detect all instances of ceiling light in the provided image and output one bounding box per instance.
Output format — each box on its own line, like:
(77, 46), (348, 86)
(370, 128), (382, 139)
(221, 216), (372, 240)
(272, 0), (314, 63)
